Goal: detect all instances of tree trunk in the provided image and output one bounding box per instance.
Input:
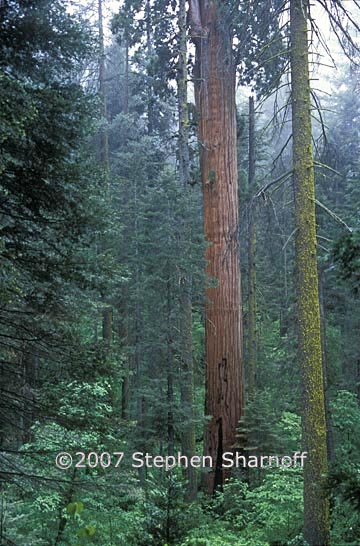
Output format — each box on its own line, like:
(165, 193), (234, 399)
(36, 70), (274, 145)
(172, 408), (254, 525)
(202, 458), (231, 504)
(166, 279), (175, 458)
(177, 0), (197, 502)
(121, 309), (130, 420)
(145, 0), (155, 135)
(121, 30), (131, 421)
(133, 180), (146, 484)
(54, 468), (77, 546)
(121, 371), (130, 419)
(190, 0), (244, 494)
(98, 0), (113, 356)
(319, 266), (335, 462)
(179, 282), (197, 501)
(290, 1), (330, 544)
(247, 96), (257, 401)
(114, 296), (130, 421)
(178, 0), (190, 189)
(22, 345), (37, 444)
(98, 0), (109, 169)
(124, 36), (129, 115)
(102, 307), (112, 344)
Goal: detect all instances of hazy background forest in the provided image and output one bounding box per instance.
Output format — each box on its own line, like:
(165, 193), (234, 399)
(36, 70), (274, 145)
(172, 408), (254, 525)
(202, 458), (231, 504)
(0, 0), (359, 545)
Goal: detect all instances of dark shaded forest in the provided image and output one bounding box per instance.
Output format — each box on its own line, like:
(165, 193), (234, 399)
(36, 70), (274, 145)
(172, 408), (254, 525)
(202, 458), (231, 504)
(0, 1), (359, 545)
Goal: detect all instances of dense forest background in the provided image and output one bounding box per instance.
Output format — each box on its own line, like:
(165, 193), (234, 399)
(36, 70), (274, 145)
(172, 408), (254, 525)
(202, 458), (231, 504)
(0, 0), (359, 545)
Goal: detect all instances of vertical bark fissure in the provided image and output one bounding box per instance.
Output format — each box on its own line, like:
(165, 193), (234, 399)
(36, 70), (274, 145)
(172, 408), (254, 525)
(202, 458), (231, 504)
(290, 1), (329, 544)
(213, 418), (223, 491)
(190, 0), (244, 494)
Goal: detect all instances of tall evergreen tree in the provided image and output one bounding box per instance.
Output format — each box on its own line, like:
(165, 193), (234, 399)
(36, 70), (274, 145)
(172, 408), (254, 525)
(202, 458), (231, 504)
(290, 1), (329, 543)
(177, 0), (197, 502)
(189, 0), (244, 494)
(247, 95), (257, 401)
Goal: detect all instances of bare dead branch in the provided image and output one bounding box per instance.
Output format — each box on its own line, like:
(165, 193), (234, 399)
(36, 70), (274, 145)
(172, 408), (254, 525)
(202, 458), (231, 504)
(315, 198), (353, 232)
(256, 170), (293, 198)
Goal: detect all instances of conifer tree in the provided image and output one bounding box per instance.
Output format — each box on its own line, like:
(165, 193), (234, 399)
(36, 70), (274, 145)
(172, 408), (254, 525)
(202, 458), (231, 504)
(177, 0), (197, 501)
(290, 1), (329, 543)
(247, 96), (257, 401)
(189, 0), (244, 494)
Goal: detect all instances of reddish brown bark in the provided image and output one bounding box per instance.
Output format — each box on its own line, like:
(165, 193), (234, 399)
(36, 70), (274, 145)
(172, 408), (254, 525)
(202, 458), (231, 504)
(190, 0), (244, 493)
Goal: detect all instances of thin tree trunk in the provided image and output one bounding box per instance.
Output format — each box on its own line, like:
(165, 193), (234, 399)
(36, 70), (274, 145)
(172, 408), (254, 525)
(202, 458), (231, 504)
(167, 363), (175, 458)
(178, 0), (190, 189)
(121, 31), (131, 421)
(98, 0), (113, 351)
(145, 0), (154, 135)
(102, 307), (112, 343)
(98, 0), (109, 169)
(247, 96), (257, 401)
(102, 305), (113, 409)
(121, 371), (130, 419)
(179, 282), (197, 500)
(135, 301), (145, 484)
(319, 266), (335, 462)
(190, 0), (244, 494)
(121, 308), (130, 420)
(54, 468), (77, 546)
(290, 1), (329, 544)
(123, 35), (129, 115)
(248, 98), (256, 187)
(133, 180), (146, 484)
(177, 0), (197, 502)
(22, 345), (37, 443)
(166, 278), (175, 458)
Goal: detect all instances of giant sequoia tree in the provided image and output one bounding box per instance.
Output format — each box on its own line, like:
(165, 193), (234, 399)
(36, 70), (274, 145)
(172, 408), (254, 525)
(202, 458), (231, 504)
(189, 0), (244, 493)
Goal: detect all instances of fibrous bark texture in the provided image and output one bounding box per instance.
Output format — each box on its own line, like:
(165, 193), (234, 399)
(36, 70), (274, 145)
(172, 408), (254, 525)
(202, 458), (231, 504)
(290, 1), (330, 544)
(190, 0), (244, 494)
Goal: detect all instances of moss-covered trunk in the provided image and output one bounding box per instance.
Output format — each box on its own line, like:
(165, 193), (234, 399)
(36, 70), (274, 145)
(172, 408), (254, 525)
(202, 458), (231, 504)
(290, 1), (330, 544)
(190, 0), (244, 494)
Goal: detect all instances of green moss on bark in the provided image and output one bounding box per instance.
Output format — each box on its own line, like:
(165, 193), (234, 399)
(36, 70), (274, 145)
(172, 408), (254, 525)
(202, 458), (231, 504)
(290, 1), (330, 545)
